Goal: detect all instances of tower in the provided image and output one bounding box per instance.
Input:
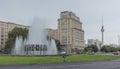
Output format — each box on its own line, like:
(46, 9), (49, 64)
(101, 16), (104, 46)
(118, 35), (120, 46)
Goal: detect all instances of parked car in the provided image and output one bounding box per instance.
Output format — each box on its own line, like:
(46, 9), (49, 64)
(113, 52), (120, 55)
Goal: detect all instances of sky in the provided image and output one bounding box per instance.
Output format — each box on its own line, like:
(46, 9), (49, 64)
(0, 0), (120, 45)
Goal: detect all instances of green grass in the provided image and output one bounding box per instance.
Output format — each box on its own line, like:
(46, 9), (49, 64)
(0, 55), (120, 65)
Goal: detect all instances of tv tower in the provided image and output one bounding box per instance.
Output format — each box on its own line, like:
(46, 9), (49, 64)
(101, 16), (104, 46)
(118, 35), (120, 46)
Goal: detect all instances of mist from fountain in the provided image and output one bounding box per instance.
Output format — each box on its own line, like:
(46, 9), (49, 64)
(12, 37), (25, 55)
(12, 17), (58, 55)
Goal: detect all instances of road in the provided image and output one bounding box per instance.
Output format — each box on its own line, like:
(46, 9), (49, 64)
(0, 59), (120, 69)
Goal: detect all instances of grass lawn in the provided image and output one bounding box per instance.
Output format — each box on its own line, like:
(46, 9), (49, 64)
(0, 55), (120, 65)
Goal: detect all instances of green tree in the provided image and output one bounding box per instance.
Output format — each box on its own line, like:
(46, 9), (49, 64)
(101, 45), (118, 52)
(101, 45), (110, 52)
(118, 47), (120, 51)
(89, 45), (98, 52)
(84, 44), (98, 52)
(55, 40), (61, 52)
(4, 27), (28, 53)
(110, 47), (118, 52)
(84, 47), (93, 52)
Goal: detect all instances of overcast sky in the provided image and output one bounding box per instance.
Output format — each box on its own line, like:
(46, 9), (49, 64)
(0, 0), (120, 45)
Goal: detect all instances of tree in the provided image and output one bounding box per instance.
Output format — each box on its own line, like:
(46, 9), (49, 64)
(84, 47), (93, 52)
(89, 45), (98, 52)
(110, 47), (118, 52)
(4, 27), (28, 53)
(8, 27), (28, 40)
(101, 45), (110, 52)
(4, 38), (15, 53)
(84, 44), (98, 52)
(101, 45), (118, 52)
(55, 39), (61, 52)
(118, 47), (120, 51)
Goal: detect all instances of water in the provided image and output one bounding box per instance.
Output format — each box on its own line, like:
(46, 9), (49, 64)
(12, 17), (58, 55)
(48, 39), (58, 55)
(12, 37), (25, 55)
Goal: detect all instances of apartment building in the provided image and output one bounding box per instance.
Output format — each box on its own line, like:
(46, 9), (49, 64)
(0, 21), (28, 50)
(58, 11), (85, 53)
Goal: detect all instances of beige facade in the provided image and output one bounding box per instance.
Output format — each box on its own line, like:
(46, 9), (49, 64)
(47, 29), (58, 40)
(58, 11), (84, 53)
(0, 21), (28, 50)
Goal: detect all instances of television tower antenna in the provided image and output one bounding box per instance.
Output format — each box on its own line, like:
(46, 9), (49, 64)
(118, 35), (120, 46)
(101, 16), (104, 46)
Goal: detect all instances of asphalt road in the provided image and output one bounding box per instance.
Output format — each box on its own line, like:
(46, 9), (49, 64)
(0, 59), (120, 69)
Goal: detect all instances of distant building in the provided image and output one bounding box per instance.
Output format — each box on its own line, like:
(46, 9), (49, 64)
(58, 11), (85, 54)
(47, 29), (58, 40)
(0, 21), (28, 50)
(87, 39), (102, 50)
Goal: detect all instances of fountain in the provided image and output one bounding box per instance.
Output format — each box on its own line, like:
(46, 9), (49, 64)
(12, 17), (58, 55)
(12, 37), (25, 55)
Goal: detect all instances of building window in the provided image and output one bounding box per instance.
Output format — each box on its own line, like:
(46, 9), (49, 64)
(1, 42), (3, 44)
(1, 39), (3, 41)
(1, 35), (4, 37)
